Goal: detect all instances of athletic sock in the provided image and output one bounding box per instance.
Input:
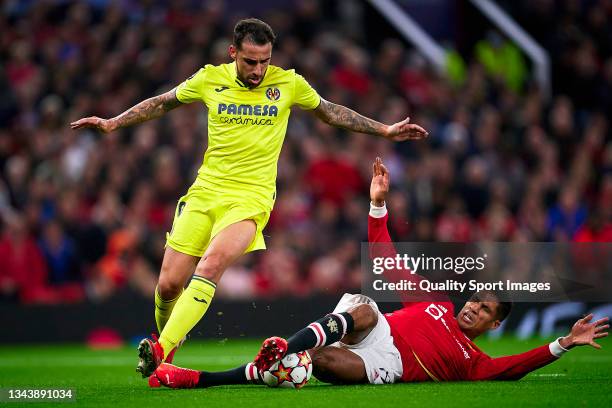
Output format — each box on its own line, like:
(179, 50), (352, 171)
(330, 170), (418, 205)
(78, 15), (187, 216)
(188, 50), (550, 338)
(197, 363), (260, 388)
(154, 286), (182, 334)
(158, 276), (216, 357)
(286, 312), (354, 354)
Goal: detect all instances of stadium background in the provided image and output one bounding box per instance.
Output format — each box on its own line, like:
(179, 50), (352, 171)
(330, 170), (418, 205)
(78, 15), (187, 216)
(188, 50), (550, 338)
(0, 0), (610, 346)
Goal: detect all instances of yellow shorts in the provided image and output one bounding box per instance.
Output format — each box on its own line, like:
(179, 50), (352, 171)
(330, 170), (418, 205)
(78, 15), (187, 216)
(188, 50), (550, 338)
(165, 185), (271, 258)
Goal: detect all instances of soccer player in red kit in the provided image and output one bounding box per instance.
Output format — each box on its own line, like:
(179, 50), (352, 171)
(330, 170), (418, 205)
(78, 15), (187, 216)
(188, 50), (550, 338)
(151, 158), (609, 388)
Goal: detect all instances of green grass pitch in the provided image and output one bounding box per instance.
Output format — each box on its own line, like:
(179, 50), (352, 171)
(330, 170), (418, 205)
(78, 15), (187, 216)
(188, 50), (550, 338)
(0, 337), (610, 408)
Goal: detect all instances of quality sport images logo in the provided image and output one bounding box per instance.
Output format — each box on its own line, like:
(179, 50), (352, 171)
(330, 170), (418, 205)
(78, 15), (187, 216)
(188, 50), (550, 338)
(266, 87), (281, 101)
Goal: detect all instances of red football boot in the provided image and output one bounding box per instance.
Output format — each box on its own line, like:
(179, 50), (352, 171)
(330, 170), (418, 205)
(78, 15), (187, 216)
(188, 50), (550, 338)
(253, 336), (288, 372)
(148, 374), (161, 388)
(164, 336), (186, 364)
(136, 333), (165, 378)
(154, 363), (200, 389)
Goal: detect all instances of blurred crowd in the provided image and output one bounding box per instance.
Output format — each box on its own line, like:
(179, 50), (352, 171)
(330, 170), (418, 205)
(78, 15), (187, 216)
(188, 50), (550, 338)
(0, 0), (610, 304)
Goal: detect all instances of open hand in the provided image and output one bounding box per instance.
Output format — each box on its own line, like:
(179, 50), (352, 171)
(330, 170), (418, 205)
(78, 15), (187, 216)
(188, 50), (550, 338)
(561, 314), (609, 349)
(385, 117), (428, 141)
(370, 157), (390, 206)
(70, 117), (116, 133)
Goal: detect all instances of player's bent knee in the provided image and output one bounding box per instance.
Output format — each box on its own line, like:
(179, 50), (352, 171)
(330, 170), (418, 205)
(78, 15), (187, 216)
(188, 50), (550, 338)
(349, 304), (378, 331)
(195, 253), (230, 281)
(157, 275), (184, 300)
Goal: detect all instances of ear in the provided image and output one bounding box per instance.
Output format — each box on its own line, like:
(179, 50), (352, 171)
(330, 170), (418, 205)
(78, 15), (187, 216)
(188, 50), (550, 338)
(490, 320), (501, 330)
(229, 44), (237, 60)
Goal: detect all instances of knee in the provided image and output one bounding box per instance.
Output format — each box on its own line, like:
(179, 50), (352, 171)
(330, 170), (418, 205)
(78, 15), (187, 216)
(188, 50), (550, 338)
(157, 273), (184, 300)
(195, 252), (230, 281)
(349, 304), (378, 331)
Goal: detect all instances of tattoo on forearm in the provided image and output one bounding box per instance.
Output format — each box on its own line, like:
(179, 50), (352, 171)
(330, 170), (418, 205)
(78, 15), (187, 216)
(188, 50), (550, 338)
(315, 99), (386, 136)
(112, 90), (182, 129)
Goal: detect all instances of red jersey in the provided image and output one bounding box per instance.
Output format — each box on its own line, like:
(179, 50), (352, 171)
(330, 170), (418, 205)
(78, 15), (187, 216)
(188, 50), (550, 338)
(368, 213), (558, 382)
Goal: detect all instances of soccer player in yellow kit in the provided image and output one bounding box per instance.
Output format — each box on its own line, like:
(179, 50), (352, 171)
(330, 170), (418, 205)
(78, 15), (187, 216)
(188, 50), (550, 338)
(71, 18), (428, 378)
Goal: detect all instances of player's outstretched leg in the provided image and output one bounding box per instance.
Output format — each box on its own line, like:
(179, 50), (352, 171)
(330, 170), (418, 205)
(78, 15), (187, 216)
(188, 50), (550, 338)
(138, 221), (256, 377)
(137, 274), (216, 378)
(157, 220), (256, 353)
(153, 362), (261, 389)
(154, 363), (200, 389)
(252, 304), (380, 372)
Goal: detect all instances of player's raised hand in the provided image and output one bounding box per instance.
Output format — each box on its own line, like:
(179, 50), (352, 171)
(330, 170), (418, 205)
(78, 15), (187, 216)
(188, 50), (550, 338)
(385, 117), (428, 141)
(70, 116), (116, 133)
(370, 157), (390, 206)
(562, 314), (609, 349)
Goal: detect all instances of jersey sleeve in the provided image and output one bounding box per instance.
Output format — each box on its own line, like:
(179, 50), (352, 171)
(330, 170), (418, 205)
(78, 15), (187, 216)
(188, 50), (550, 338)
(368, 213), (448, 305)
(467, 345), (558, 381)
(175, 67), (208, 104)
(292, 73), (321, 110)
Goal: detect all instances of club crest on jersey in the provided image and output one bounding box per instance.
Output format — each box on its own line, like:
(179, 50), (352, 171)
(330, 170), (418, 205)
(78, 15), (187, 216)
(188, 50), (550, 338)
(265, 87), (281, 101)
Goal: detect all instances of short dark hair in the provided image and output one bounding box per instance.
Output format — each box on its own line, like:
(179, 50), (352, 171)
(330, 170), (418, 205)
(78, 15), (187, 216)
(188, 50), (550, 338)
(233, 18), (276, 49)
(469, 290), (513, 321)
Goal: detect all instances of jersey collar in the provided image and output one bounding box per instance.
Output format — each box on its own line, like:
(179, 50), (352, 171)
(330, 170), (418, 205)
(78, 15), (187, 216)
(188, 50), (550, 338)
(230, 61), (267, 89)
(231, 62), (248, 88)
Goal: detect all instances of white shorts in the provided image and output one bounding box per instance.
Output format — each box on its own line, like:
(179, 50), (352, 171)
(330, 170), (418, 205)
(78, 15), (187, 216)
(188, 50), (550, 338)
(330, 293), (403, 384)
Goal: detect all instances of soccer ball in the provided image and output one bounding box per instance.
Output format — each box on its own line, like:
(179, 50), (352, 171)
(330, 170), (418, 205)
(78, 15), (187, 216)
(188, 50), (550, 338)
(261, 351), (312, 389)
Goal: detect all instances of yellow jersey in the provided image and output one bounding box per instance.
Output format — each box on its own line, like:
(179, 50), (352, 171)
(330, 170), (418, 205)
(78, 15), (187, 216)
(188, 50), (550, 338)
(175, 62), (321, 209)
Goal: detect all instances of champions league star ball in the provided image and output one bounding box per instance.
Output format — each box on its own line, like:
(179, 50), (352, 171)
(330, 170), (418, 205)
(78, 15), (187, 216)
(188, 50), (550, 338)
(261, 351), (313, 389)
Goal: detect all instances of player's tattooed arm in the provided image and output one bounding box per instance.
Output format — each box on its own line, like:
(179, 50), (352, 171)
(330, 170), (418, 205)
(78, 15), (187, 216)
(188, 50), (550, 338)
(70, 88), (183, 133)
(314, 98), (386, 136)
(109, 88), (182, 130)
(313, 98), (428, 141)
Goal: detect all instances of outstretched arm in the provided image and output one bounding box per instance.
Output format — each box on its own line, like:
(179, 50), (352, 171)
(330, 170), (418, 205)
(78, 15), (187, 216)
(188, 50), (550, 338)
(368, 157), (394, 252)
(469, 314), (609, 381)
(313, 98), (428, 141)
(370, 157), (389, 207)
(368, 158), (441, 305)
(70, 88), (182, 133)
